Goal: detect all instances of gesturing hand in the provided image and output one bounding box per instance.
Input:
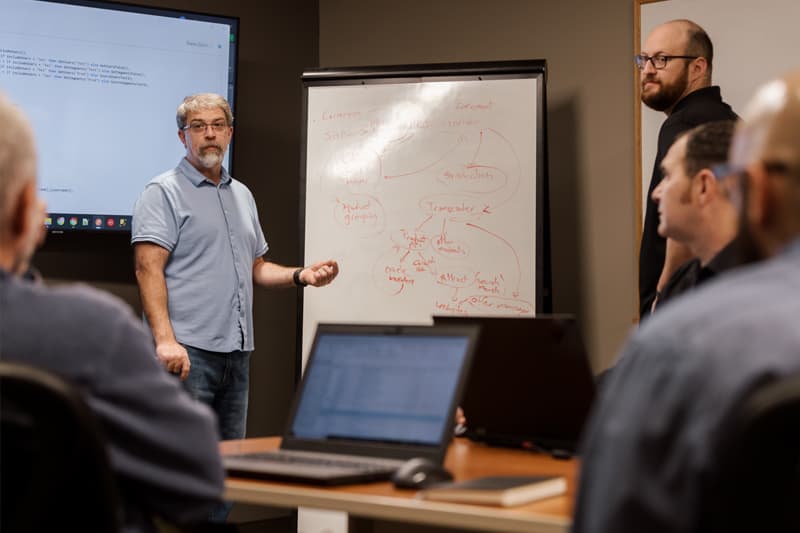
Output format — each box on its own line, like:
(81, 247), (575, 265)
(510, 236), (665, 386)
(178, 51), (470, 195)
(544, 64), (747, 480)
(300, 259), (340, 287)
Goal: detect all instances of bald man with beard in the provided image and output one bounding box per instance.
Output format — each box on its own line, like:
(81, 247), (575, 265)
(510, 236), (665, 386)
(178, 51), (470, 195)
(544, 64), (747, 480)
(637, 19), (737, 318)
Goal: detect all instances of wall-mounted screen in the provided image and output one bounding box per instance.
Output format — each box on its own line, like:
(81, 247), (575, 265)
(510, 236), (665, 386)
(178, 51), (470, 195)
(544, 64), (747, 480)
(0, 0), (238, 234)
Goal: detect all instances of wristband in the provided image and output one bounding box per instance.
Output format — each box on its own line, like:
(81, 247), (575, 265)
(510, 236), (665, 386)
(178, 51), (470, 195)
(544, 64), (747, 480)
(293, 267), (307, 287)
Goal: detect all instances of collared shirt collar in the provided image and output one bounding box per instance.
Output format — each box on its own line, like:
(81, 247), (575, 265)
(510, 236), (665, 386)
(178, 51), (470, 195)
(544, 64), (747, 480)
(671, 86), (722, 116)
(704, 237), (742, 276)
(177, 157), (232, 187)
(704, 233), (800, 281)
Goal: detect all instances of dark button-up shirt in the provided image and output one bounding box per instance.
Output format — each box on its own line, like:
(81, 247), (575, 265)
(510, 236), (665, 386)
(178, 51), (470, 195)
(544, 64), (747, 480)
(656, 236), (745, 308)
(639, 86), (737, 318)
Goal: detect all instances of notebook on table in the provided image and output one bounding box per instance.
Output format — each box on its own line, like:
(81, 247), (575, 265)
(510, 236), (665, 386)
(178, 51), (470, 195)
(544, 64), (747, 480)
(223, 322), (480, 485)
(433, 315), (596, 455)
(420, 475), (568, 506)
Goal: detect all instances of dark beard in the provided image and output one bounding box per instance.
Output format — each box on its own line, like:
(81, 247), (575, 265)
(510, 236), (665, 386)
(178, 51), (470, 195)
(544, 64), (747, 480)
(641, 67), (689, 112)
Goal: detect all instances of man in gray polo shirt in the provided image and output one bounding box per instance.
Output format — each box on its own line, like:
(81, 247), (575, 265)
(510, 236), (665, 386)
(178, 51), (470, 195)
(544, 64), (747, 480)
(132, 93), (338, 443)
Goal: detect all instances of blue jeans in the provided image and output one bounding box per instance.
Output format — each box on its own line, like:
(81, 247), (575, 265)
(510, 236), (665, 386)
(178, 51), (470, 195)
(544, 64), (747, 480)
(183, 346), (249, 523)
(182, 345), (250, 441)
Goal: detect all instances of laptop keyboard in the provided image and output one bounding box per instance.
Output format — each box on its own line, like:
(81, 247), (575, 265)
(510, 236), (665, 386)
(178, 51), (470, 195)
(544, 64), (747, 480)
(227, 451), (397, 473)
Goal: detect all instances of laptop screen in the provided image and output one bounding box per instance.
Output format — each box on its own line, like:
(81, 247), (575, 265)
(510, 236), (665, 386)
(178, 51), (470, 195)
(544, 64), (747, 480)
(289, 326), (474, 446)
(433, 315), (596, 453)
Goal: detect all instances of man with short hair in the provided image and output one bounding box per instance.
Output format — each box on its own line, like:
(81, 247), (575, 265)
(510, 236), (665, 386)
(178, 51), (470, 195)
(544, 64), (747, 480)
(0, 91), (224, 531)
(574, 70), (800, 533)
(637, 19), (737, 318)
(650, 120), (746, 310)
(132, 93), (338, 442)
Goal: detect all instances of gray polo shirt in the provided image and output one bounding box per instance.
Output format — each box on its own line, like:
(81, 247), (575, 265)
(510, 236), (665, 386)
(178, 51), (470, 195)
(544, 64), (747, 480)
(132, 158), (268, 352)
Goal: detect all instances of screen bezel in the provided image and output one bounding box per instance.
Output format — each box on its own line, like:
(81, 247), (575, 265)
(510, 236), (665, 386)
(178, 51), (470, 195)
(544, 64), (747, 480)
(281, 323), (480, 463)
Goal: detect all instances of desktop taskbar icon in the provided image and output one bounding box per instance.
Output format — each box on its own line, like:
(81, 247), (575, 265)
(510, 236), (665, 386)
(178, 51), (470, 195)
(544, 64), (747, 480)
(44, 213), (131, 231)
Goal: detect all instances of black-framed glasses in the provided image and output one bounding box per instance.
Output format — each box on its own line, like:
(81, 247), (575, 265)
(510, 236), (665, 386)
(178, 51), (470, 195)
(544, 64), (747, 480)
(182, 121), (229, 134)
(635, 54), (699, 71)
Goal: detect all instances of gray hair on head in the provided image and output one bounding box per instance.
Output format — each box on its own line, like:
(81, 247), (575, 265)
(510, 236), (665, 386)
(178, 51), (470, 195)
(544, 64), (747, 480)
(0, 91), (36, 226)
(176, 93), (233, 130)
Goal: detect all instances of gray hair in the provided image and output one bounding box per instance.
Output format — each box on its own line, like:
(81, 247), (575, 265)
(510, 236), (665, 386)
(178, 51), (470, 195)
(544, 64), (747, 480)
(176, 93), (233, 130)
(0, 92), (36, 227)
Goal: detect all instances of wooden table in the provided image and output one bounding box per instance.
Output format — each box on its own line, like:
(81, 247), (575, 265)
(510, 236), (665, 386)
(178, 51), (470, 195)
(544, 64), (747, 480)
(220, 437), (575, 532)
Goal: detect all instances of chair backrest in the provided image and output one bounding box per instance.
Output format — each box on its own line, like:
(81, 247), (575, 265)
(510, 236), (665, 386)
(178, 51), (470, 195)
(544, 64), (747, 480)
(704, 374), (800, 533)
(0, 361), (120, 533)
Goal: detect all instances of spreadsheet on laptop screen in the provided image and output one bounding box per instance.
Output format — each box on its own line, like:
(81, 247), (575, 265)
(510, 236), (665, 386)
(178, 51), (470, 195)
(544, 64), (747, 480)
(290, 333), (469, 445)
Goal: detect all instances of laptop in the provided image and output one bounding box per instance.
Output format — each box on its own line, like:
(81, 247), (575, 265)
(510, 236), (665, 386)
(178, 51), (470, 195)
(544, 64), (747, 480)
(223, 322), (480, 485)
(433, 315), (596, 455)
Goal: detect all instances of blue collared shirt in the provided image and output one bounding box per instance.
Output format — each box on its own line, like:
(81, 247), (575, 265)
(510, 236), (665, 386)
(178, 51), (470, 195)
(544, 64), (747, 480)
(132, 158), (268, 352)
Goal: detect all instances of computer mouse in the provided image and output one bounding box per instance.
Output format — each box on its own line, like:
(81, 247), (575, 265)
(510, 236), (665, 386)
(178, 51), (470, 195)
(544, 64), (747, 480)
(391, 457), (453, 489)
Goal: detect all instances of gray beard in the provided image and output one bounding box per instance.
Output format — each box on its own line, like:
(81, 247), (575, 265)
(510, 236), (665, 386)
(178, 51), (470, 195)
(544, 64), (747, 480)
(198, 150), (223, 168)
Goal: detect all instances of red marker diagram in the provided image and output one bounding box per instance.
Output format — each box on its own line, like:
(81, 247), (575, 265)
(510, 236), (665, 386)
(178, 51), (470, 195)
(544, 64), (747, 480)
(305, 79), (538, 320)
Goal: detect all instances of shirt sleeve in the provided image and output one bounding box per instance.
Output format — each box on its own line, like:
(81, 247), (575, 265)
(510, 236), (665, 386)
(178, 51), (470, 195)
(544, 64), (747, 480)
(254, 220), (268, 259)
(248, 190), (268, 258)
(131, 183), (179, 251)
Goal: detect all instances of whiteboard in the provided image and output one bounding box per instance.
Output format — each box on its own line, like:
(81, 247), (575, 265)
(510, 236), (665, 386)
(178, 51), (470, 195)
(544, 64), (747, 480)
(639, 0), (800, 223)
(300, 63), (549, 366)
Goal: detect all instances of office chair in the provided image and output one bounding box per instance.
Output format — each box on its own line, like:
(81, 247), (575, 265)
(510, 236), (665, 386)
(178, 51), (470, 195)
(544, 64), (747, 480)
(0, 361), (241, 533)
(703, 374), (800, 533)
(0, 360), (121, 533)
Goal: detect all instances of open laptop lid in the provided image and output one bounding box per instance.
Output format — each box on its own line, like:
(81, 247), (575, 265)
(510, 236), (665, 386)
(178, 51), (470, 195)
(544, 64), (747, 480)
(281, 323), (480, 463)
(433, 315), (595, 453)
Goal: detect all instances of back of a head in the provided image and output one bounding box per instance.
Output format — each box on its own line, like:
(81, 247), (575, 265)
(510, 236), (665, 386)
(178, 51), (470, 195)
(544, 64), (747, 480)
(683, 120), (737, 178)
(728, 71), (800, 259)
(730, 71), (800, 172)
(0, 93), (36, 231)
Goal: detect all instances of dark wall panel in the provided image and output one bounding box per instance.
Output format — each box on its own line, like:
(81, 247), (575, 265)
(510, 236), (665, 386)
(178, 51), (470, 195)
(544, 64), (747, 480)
(33, 0), (319, 437)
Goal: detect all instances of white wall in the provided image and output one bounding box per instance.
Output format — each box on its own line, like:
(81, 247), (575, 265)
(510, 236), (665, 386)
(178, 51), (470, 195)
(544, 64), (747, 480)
(640, 0), (800, 219)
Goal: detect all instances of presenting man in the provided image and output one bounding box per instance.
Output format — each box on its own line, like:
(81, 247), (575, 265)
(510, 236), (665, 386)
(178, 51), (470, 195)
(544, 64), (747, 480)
(0, 91), (224, 531)
(649, 120), (746, 310)
(637, 19), (737, 318)
(574, 70), (800, 532)
(132, 93), (338, 441)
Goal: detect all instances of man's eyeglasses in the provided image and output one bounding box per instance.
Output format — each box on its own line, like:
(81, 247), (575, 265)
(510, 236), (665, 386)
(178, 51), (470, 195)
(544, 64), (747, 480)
(710, 163), (746, 211)
(635, 54), (699, 71)
(711, 163), (744, 181)
(713, 161), (799, 181)
(183, 121), (229, 134)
